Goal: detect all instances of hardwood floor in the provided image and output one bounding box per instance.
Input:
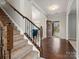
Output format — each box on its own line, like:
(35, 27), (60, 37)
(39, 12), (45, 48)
(41, 37), (76, 59)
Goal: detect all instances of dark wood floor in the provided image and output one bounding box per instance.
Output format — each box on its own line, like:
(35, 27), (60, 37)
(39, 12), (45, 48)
(41, 37), (76, 59)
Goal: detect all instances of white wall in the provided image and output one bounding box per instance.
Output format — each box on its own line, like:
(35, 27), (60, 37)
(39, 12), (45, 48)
(48, 13), (66, 39)
(7, 0), (32, 20)
(32, 5), (47, 38)
(68, 13), (76, 40)
(24, 0), (32, 20)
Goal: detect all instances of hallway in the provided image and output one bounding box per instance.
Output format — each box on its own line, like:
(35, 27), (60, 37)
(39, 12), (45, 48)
(41, 37), (76, 59)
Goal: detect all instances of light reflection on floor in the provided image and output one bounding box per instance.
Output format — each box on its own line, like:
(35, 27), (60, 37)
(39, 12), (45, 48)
(52, 37), (60, 54)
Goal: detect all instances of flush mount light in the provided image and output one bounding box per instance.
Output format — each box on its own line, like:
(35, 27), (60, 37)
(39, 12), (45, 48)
(48, 5), (59, 11)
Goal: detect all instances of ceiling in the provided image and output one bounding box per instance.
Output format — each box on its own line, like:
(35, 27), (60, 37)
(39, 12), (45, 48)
(33, 0), (69, 15)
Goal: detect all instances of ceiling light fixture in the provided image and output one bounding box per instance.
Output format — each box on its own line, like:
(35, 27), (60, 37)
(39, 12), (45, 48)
(48, 5), (59, 11)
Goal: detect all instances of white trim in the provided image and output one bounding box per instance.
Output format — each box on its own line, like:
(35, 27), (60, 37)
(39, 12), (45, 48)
(66, 0), (74, 40)
(76, 0), (79, 59)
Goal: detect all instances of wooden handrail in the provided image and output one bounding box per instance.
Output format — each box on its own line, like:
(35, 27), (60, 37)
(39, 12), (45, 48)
(5, 0), (40, 30)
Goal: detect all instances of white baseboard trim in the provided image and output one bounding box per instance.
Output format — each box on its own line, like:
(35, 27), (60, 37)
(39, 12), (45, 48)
(68, 38), (76, 40)
(53, 35), (66, 40)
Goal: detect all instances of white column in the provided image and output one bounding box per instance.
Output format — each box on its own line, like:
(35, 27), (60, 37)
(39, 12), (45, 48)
(66, 0), (74, 40)
(76, 0), (79, 58)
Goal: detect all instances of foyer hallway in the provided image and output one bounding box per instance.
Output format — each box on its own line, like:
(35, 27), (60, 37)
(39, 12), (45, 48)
(41, 37), (76, 59)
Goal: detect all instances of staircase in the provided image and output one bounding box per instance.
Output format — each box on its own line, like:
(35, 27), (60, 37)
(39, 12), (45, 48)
(0, 0), (45, 58)
(12, 27), (39, 59)
(0, 8), (42, 59)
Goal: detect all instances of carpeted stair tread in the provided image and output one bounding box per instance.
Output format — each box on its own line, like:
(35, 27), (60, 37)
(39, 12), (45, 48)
(11, 45), (32, 59)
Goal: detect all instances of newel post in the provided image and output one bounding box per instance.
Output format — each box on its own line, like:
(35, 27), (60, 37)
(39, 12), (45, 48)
(40, 26), (43, 56)
(40, 26), (43, 41)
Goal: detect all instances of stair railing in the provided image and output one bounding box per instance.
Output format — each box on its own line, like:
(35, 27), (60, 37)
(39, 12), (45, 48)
(2, 0), (42, 51)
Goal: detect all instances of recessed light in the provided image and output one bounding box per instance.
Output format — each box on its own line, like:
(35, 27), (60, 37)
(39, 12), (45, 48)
(48, 5), (59, 11)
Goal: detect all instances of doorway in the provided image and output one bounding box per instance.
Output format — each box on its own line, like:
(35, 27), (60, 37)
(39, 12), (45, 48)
(53, 21), (60, 37)
(47, 20), (60, 37)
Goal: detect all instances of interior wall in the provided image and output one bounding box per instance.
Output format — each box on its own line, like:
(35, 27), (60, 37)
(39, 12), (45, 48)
(7, 0), (32, 20)
(32, 5), (47, 38)
(48, 13), (66, 39)
(68, 12), (76, 40)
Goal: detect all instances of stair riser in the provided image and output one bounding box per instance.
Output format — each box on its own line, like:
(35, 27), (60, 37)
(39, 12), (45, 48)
(20, 49), (33, 59)
(13, 40), (27, 46)
(13, 36), (24, 42)
(23, 51), (39, 59)
(13, 30), (20, 34)
(13, 35), (23, 38)
(12, 40), (27, 52)
(13, 32), (20, 35)
(12, 47), (32, 59)
(13, 34), (21, 37)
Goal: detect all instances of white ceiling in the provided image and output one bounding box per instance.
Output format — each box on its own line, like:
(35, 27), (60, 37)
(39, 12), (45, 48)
(33, 0), (69, 15)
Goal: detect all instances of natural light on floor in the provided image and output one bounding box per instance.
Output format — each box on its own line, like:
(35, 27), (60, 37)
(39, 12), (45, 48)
(52, 37), (60, 54)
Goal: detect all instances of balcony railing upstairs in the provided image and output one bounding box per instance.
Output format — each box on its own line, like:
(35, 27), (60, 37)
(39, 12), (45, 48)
(0, 0), (43, 51)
